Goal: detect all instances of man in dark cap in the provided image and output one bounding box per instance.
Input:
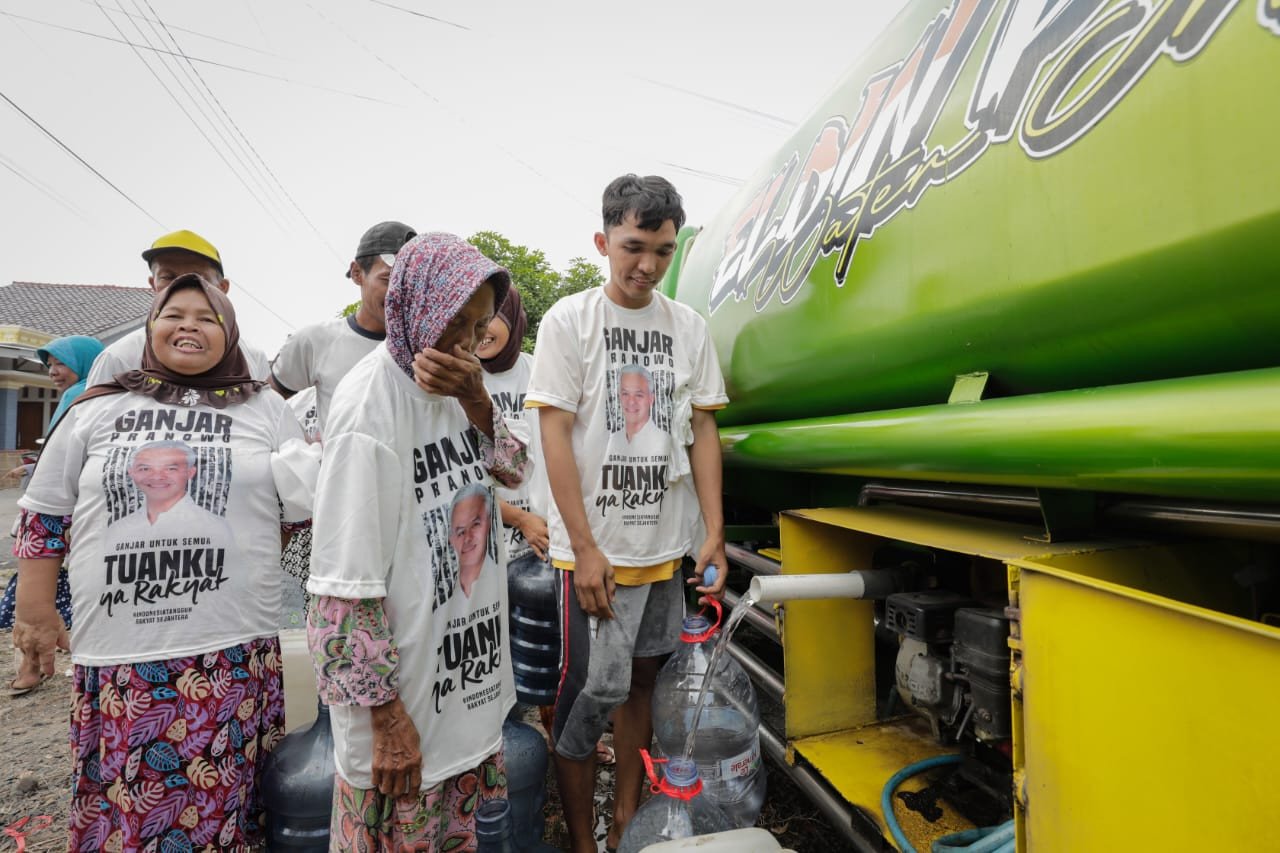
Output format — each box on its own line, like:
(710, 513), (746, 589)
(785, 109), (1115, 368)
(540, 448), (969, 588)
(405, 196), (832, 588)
(270, 220), (417, 435)
(86, 230), (272, 385)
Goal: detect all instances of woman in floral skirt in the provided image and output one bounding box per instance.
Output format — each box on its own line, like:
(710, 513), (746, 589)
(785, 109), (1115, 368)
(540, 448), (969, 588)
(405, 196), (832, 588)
(13, 274), (311, 850)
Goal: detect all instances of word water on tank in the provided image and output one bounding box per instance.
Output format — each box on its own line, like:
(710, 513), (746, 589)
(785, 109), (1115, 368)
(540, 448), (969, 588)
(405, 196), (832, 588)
(618, 754), (732, 853)
(651, 611), (766, 828)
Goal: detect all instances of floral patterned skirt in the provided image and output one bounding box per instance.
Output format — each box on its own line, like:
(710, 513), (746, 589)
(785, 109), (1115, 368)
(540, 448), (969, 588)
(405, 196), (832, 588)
(67, 635), (285, 852)
(330, 752), (507, 852)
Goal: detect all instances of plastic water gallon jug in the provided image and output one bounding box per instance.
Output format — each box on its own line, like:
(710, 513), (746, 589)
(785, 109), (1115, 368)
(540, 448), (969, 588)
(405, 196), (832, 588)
(501, 708), (558, 852)
(260, 700), (335, 851)
(651, 605), (766, 827)
(476, 798), (516, 853)
(507, 553), (560, 705)
(617, 754), (733, 853)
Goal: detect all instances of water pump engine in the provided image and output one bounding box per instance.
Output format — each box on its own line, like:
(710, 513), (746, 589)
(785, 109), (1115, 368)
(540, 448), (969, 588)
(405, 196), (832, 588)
(886, 592), (1012, 744)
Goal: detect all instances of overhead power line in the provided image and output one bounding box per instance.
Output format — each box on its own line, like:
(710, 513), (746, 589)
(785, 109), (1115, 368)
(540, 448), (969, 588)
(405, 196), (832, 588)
(122, 0), (290, 220)
(633, 75), (795, 128)
(366, 0), (470, 30)
(91, 0), (291, 232)
(0, 11), (397, 104)
(305, 0), (595, 214)
(0, 152), (89, 220)
(0, 88), (163, 226)
(69, 0), (284, 57)
(137, 0), (342, 263)
(658, 161), (744, 187)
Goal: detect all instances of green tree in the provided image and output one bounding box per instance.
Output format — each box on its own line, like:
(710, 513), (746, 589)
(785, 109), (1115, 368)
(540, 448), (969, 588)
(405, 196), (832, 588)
(468, 231), (602, 351)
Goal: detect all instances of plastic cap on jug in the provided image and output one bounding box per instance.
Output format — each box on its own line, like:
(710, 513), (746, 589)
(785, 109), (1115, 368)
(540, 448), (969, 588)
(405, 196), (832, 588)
(664, 758), (699, 789)
(681, 615), (711, 638)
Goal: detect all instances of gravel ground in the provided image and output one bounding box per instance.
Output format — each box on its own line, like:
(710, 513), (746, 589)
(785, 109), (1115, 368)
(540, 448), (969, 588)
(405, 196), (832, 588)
(0, 484), (851, 852)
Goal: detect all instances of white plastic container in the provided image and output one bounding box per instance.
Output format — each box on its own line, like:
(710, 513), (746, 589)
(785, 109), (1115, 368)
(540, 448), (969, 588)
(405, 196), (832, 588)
(639, 827), (795, 852)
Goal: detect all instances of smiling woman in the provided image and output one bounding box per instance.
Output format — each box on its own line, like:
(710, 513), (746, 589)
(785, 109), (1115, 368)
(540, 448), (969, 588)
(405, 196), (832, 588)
(150, 285), (230, 375)
(11, 273), (312, 851)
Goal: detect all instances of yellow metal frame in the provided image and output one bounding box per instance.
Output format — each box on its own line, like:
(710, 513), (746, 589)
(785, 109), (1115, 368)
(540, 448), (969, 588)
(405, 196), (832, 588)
(1009, 558), (1280, 851)
(773, 505), (1279, 852)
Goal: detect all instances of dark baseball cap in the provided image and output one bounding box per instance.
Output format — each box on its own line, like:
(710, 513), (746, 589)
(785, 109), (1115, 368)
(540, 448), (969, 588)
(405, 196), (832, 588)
(347, 220), (417, 277)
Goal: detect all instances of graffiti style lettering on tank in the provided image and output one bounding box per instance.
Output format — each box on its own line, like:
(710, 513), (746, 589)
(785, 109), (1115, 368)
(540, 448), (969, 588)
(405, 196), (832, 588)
(1020, 0), (1238, 157)
(709, 0), (1253, 317)
(1262, 0), (1280, 35)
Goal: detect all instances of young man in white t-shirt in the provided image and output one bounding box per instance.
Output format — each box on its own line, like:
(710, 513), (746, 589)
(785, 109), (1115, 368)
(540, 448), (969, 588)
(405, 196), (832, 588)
(86, 230), (272, 385)
(269, 220), (416, 435)
(526, 174), (729, 852)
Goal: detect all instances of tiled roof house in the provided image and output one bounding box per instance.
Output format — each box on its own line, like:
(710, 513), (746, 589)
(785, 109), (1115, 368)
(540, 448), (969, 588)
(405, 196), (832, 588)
(0, 281), (154, 449)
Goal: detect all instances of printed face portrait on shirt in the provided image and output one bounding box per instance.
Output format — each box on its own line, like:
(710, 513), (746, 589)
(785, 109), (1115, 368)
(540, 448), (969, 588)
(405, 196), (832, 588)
(449, 484), (494, 597)
(128, 441), (197, 516)
(618, 364), (655, 439)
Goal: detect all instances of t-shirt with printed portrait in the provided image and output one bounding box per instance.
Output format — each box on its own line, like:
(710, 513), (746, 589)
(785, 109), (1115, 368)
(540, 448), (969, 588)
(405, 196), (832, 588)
(307, 346), (516, 791)
(20, 391), (308, 666)
(525, 288), (728, 567)
(482, 351), (547, 560)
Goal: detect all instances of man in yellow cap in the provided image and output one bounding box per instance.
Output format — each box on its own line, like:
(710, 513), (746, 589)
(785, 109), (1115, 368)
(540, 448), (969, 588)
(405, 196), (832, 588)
(86, 230), (272, 385)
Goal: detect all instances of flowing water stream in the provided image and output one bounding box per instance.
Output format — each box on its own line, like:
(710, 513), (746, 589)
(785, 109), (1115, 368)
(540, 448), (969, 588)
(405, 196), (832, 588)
(680, 592), (758, 761)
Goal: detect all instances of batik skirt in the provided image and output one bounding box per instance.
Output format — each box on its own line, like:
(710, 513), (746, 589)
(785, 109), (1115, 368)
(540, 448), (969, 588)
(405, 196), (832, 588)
(329, 752), (507, 852)
(67, 635), (285, 852)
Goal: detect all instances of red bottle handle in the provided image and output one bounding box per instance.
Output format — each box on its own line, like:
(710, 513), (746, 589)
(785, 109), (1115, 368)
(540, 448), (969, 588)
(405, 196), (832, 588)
(640, 748), (702, 800)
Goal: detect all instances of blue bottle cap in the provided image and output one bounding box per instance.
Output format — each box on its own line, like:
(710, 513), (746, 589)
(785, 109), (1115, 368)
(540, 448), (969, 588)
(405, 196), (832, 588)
(664, 758), (699, 787)
(703, 565), (718, 588)
(681, 615), (711, 637)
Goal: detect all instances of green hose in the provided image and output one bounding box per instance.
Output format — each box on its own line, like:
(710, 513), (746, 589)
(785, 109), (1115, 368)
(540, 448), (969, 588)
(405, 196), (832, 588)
(880, 754), (1015, 853)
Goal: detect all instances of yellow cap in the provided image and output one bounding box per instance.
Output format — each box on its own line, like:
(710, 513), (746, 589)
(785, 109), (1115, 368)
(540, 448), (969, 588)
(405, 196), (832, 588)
(141, 230), (223, 274)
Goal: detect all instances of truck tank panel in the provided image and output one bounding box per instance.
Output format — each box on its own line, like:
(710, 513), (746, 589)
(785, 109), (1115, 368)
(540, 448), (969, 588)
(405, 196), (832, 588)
(673, 1), (1280, 429)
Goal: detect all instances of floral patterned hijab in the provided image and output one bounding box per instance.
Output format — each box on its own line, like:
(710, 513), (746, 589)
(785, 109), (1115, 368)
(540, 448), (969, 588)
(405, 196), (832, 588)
(80, 274), (262, 409)
(385, 232), (511, 377)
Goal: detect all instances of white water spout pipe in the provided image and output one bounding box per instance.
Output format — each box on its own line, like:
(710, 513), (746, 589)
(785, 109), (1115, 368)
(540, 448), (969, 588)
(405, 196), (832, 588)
(747, 570), (899, 605)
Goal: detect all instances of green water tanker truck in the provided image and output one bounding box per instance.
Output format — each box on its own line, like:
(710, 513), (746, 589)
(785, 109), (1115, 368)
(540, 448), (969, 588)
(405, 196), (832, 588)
(664, 1), (1280, 850)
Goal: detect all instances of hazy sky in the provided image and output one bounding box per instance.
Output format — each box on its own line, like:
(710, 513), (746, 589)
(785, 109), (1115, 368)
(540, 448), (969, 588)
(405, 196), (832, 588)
(1, 0), (908, 352)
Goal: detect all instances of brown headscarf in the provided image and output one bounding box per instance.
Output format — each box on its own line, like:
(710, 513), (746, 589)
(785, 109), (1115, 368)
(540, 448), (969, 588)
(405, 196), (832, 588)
(479, 285), (527, 375)
(79, 273), (263, 410)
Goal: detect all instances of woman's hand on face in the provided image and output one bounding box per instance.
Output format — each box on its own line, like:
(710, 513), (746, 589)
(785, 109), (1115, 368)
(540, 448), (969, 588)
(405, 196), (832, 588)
(412, 346), (487, 405)
(370, 697), (423, 799)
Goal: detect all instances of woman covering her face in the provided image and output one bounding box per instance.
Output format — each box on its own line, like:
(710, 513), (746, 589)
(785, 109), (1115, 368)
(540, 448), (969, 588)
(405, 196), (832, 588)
(306, 233), (528, 851)
(13, 275), (311, 850)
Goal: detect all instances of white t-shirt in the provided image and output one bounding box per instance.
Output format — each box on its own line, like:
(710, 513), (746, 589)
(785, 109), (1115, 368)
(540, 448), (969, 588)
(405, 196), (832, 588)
(286, 386), (322, 444)
(109, 494), (240, 558)
(307, 346), (516, 790)
(526, 288), (728, 566)
(483, 352), (546, 560)
(87, 327), (272, 386)
(271, 316), (384, 434)
(606, 418), (668, 461)
(20, 391), (308, 666)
